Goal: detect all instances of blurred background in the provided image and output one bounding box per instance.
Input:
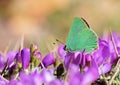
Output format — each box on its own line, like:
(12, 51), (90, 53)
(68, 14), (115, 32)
(0, 0), (120, 55)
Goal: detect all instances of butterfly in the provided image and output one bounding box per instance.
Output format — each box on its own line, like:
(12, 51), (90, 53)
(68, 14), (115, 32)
(65, 17), (98, 53)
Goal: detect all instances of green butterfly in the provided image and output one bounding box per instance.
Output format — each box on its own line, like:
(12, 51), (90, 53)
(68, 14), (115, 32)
(66, 17), (98, 53)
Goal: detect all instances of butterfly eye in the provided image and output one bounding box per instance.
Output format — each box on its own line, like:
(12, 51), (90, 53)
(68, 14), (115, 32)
(63, 45), (67, 50)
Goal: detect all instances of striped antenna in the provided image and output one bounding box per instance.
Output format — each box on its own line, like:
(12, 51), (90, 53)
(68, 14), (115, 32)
(56, 39), (64, 44)
(81, 17), (90, 28)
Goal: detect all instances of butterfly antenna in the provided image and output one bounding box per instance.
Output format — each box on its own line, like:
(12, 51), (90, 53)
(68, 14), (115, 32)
(53, 42), (56, 45)
(56, 39), (64, 44)
(81, 17), (90, 28)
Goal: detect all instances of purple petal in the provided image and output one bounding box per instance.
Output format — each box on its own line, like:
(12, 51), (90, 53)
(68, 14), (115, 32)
(82, 58), (99, 85)
(70, 57), (99, 85)
(15, 52), (21, 63)
(69, 73), (82, 85)
(72, 53), (81, 65)
(42, 53), (55, 68)
(86, 54), (92, 62)
(58, 44), (66, 60)
(81, 50), (86, 67)
(6, 51), (16, 66)
(34, 51), (42, 59)
(20, 73), (36, 85)
(0, 54), (5, 70)
(21, 48), (30, 69)
(39, 69), (54, 83)
(110, 47), (120, 63)
(99, 62), (112, 75)
(64, 52), (74, 70)
(93, 39), (110, 66)
(49, 79), (63, 85)
(8, 80), (21, 85)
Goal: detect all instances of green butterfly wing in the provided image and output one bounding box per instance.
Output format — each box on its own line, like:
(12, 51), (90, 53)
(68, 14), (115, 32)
(66, 17), (98, 52)
(66, 17), (90, 50)
(66, 17), (90, 43)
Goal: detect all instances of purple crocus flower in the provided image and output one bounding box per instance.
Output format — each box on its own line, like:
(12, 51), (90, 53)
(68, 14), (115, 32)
(21, 48), (30, 70)
(8, 80), (22, 85)
(15, 51), (22, 63)
(1, 31), (120, 85)
(31, 44), (42, 59)
(103, 32), (120, 48)
(39, 69), (54, 83)
(93, 39), (112, 75)
(58, 44), (66, 60)
(67, 57), (99, 85)
(33, 69), (63, 85)
(9, 72), (40, 85)
(102, 32), (120, 63)
(41, 52), (55, 68)
(64, 50), (93, 71)
(49, 79), (63, 85)
(20, 72), (39, 85)
(62, 49), (99, 85)
(15, 45), (42, 70)
(0, 51), (16, 70)
(64, 52), (74, 70)
(33, 51), (41, 59)
(9, 69), (63, 85)
(6, 51), (17, 67)
(0, 54), (5, 70)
